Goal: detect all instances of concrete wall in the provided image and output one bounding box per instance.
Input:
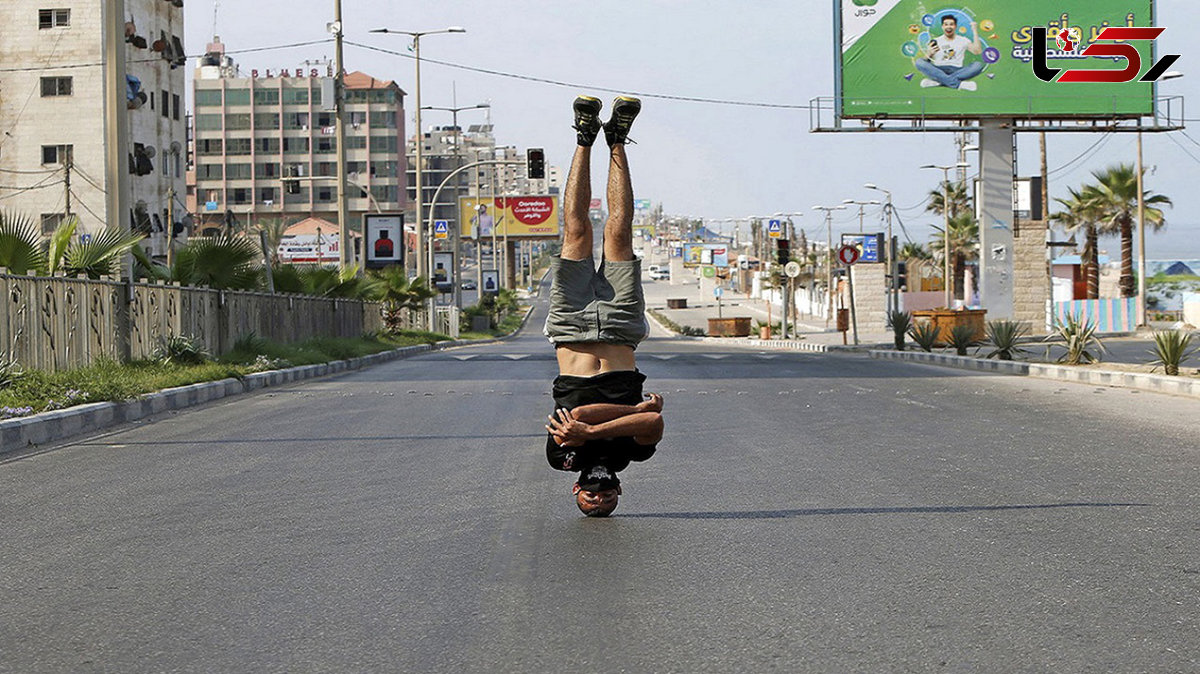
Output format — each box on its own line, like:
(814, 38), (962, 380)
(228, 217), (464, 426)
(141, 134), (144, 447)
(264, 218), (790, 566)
(1012, 219), (1051, 333)
(1183, 293), (1200, 328)
(848, 263), (888, 333)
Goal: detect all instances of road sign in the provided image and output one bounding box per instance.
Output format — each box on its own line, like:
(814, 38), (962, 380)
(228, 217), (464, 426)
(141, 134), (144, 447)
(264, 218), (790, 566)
(702, 265), (716, 278)
(767, 219), (782, 239)
(433, 220), (449, 240)
(837, 244), (861, 265)
(784, 261), (801, 278)
(80, 234), (93, 244)
(714, 286), (723, 298)
(840, 233), (884, 263)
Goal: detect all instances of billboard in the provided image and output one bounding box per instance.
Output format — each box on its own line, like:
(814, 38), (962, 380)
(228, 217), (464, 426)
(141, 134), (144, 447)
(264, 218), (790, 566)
(458, 195), (561, 239)
(841, 233), (885, 263)
(278, 234), (339, 266)
(683, 243), (730, 268)
(364, 213), (403, 268)
(433, 251), (453, 292)
(838, 1), (1156, 118)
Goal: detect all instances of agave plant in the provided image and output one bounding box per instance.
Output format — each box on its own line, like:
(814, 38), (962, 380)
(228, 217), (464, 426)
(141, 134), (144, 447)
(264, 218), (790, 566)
(153, 334), (212, 366)
(946, 323), (982, 356)
(1148, 330), (1196, 376)
(908, 320), (939, 352)
(0, 352), (24, 389)
(0, 210), (50, 274)
(1049, 314), (1105, 365)
(887, 309), (912, 351)
(983, 320), (1031, 361)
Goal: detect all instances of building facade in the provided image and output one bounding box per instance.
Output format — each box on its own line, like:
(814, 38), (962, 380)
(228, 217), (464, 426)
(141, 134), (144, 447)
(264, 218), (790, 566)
(0, 0), (186, 252)
(189, 39), (407, 248)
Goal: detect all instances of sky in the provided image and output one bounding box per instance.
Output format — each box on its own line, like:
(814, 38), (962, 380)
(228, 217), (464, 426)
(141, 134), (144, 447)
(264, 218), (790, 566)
(187, 0), (1200, 260)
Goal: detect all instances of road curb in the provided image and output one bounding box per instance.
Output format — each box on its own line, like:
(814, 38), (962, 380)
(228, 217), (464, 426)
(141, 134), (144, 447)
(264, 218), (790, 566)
(0, 340), (489, 454)
(868, 349), (1200, 399)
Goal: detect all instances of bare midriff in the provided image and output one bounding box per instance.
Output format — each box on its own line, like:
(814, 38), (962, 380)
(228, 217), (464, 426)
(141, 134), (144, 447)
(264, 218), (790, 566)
(555, 343), (636, 376)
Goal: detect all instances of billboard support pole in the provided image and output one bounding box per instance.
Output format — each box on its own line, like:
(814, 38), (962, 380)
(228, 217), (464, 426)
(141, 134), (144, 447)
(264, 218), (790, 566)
(978, 118), (1016, 319)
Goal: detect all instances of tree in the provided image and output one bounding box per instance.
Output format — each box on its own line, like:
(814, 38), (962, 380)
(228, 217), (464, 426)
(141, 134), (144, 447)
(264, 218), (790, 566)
(929, 211), (978, 301)
(926, 180), (970, 219)
(0, 210), (142, 279)
(1085, 163), (1171, 297)
(255, 217), (289, 267)
(1051, 187), (1103, 299)
(898, 242), (932, 263)
(367, 266), (436, 332)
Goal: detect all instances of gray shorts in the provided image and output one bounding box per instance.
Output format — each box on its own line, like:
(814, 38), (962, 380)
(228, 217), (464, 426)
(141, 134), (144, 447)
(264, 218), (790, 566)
(544, 256), (649, 348)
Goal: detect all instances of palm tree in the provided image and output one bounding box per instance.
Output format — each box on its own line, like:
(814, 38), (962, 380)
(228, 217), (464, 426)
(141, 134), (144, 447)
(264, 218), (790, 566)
(0, 210), (49, 274)
(367, 266), (435, 332)
(926, 180), (970, 218)
(255, 217), (290, 267)
(929, 211), (978, 301)
(898, 242), (932, 263)
(1085, 163), (1171, 297)
(1, 211), (142, 279)
(170, 235), (264, 290)
(1051, 187), (1102, 299)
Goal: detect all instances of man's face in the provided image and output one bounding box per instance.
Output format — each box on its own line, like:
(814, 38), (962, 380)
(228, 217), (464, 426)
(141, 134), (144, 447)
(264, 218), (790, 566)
(574, 483), (621, 516)
(942, 17), (957, 38)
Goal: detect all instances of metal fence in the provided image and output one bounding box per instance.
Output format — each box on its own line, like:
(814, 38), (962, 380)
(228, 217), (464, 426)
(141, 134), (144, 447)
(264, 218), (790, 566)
(1, 271), (387, 372)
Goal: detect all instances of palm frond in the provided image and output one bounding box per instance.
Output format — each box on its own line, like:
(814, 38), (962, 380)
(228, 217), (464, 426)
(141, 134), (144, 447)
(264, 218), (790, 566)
(0, 210), (49, 275)
(46, 216), (78, 276)
(62, 227), (144, 279)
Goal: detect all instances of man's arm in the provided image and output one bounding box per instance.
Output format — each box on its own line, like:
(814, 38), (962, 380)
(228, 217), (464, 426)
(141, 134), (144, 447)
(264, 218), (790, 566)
(967, 22), (983, 54)
(566, 393), (663, 424)
(547, 409), (664, 447)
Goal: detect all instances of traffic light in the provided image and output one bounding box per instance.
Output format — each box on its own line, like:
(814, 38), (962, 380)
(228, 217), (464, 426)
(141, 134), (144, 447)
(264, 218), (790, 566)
(526, 147), (545, 180)
(776, 238), (790, 265)
(896, 261), (908, 291)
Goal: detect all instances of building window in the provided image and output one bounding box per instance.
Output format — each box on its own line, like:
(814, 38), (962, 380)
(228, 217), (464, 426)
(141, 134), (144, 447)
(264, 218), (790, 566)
(225, 89), (251, 106)
(254, 113), (280, 130)
(255, 163), (280, 179)
(229, 188), (251, 205)
(195, 139), (223, 156)
(313, 162), (337, 177)
(283, 137), (309, 154)
(281, 87), (309, 105)
(225, 114), (252, 131)
(371, 185), (399, 203)
(197, 164), (222, 180)
(194, 114), (223, 131)
(370, 114), (396, 129)
(195, 89), (222, 107)
(41, 144), (71, 165)
(256, 137), (281, 153)
(40, 76), (72, 97)
(225, 163), (252, 180)
(160, 91), (169, 117)
(172, 94), (181, 121)
(41, 213), (66, 234)
(344, 136), (367, 150)
(370, 136), (398, 153)
(315, 186), (335, 203)
(38, 9), (70, 29)
(283, 112), (310, 130)
(314, 137), (336, 154)
(253, 89), (279, 106)
(225, 138), (252, 155)
(260, 187), (278, 204)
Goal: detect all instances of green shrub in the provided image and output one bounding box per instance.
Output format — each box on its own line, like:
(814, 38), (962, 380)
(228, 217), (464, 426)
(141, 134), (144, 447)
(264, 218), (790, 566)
(946, 323), (981, 356)
(887, 310), (912, 351)
(983, 320), (1030, 361)
(1049, 315), (1105, 365)
(154, 335), (212, 366)
(1148, 330), (1196, 376)
(0, 353), (24, 389)
(908, 321), (939, 352)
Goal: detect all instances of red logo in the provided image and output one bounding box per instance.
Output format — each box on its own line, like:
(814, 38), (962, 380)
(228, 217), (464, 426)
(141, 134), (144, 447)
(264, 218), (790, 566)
(509, 197), (555, 225)
(1033, 26), (1180, 83)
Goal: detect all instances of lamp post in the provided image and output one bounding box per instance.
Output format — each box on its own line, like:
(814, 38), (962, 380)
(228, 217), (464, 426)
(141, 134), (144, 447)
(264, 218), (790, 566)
(1139, 70), (1183, 327)
(421, 102), (489, 311)
(812, 204), (847, 326)
(841, 199), (880, 233)
(369, 26), (465, 283)
(864, 184), (895, 313)
(921, 163), (969, 308)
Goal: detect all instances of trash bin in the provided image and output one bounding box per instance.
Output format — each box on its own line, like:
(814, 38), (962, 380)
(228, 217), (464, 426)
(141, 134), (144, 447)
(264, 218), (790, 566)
(836, 308), (850, 333)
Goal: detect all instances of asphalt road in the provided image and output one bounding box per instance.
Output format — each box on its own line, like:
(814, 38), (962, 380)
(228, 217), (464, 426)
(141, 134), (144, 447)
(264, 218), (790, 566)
(3, 280), (1199, 673)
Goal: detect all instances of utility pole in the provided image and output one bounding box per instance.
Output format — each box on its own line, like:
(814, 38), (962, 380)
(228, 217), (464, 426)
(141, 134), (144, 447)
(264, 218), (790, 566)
(333, 0), (351, 272)
(103, 0), (131, 360)
(63, 147), (73, 220)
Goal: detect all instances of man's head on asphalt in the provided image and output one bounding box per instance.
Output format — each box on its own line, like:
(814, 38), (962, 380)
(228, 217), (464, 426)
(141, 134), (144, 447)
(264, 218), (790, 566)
(574, 466), (622, 517)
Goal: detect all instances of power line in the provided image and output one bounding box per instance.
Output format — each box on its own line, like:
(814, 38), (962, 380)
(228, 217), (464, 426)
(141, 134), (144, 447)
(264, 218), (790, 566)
(0, 39), (334, 74)
(1047, 132), (1113, 178)
(1163, 132), (1200, 166)
(68, 188), (105, 224)
(0, 173), (64, 199)
(0, 167), (59, 175)
(346, 41), (810, 110)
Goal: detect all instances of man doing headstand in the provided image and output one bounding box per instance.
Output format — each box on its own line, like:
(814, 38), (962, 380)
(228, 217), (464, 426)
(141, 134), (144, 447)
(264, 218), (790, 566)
(543, 95), (664, 518)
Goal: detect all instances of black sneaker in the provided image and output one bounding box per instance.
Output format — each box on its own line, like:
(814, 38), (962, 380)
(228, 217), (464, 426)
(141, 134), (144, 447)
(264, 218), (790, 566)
(604, 96), (641, 146)
(573, 96), (603, 147)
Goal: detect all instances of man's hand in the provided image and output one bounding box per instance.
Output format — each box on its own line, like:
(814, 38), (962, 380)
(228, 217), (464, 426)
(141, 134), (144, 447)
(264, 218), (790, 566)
(546, 408), (593, 447)
(637, 393), (664, 414)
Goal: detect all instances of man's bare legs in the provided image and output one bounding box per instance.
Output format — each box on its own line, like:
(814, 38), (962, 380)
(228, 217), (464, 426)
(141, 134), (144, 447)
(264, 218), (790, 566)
(561, 144), (593, 262)
(603, 144), (634, 262)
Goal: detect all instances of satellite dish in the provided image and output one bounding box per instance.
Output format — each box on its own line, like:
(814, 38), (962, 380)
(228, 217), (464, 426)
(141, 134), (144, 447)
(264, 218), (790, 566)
(170, 141), (182, 155)
(143, 146), (156, 158)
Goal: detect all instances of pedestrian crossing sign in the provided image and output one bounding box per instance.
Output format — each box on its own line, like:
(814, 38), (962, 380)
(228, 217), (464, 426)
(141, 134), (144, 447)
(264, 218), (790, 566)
(434, 220), (449, 240)
(768, 219), (782, 238)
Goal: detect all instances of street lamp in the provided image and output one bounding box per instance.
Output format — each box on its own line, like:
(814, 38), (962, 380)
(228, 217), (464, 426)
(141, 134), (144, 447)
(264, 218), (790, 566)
(920, 162), (969, 308)
(841, 198), (880, 233)
(1138, 70), (1182, 327)
(863, 184), (896, 313)
(421, 102), (489, 311)
(812, 204), (847, 326)
(369, 26), (466, 284)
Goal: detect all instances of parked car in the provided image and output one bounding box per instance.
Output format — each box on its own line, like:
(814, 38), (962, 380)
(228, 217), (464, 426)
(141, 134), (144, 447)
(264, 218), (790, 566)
(461, 279), (478, 290)
(649, 267), (670, 281)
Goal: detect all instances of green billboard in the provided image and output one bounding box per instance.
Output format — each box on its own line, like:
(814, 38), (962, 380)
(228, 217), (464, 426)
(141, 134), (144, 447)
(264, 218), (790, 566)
(838, 0), (1156, 118)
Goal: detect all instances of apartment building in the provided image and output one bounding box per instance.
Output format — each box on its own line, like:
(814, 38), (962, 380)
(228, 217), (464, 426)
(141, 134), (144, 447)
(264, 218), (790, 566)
(189, 39), (407, 243)
(0, 0), (186, 252)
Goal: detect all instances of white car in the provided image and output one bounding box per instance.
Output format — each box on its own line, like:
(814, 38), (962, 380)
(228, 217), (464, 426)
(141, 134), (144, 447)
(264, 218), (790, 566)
(649, 267), (670, 280)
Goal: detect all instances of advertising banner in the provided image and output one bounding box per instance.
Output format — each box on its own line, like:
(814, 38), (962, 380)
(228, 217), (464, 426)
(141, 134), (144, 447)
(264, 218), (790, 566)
(365, 213), (403, 268)
(838, 1), (1156, 118)
(459, 195), (560, 239)
(433, 251), (453, 292)
(683, 244), (730, 268)
(841, 233), (886, 263)
(278, 234), (339, 266)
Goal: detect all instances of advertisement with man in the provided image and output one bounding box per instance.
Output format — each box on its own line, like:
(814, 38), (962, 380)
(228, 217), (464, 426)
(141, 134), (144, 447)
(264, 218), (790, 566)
(458, 195), (561, 239)
(682, 243), (730, 268)
(838, 0), (1156, 118)
(365, 214), (403, 268)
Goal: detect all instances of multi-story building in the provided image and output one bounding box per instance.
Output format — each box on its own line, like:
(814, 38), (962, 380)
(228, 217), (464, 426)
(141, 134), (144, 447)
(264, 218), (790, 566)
(0, 0), (186, 252)
(189, 39), (407, 246)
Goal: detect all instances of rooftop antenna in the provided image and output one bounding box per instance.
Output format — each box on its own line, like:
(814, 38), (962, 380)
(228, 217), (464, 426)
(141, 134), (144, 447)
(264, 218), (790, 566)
(212, 0), (220, 38)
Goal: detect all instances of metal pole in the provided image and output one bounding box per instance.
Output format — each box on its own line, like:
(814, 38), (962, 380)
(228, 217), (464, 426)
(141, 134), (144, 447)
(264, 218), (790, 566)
(413, 35), (426, 281)
(334, 0), (350, 272)
(847, 262), (859, 345)
(885, 199), (895, 314)
(103, 0), (131, 362)
(167, 186), (175, 270)
(827, 212), (834, 327)
(64, 148), (73, 220)
(943, 172), (952, 308)
(1136, 128), (1147, 327)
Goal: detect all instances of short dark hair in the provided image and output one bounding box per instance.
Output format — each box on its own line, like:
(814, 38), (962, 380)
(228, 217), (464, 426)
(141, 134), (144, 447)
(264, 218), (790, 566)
(940, 14), (957, 25)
